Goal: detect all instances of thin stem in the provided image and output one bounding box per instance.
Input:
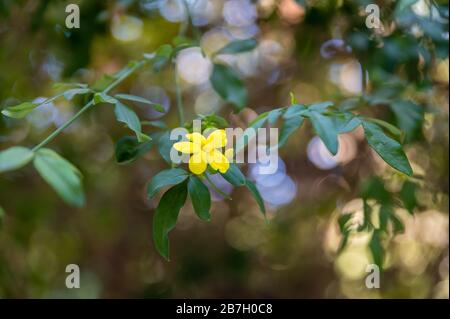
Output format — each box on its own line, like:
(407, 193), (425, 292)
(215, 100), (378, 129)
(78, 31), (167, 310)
(203, 174), (232, 200)
(32, 60), (146, 152)
(174, 66), (185, 126)
(32, 100), (94, 152)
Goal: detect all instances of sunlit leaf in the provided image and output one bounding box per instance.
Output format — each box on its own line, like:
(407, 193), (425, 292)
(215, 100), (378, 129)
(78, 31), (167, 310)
(52, 82), (88, 90)
(1, 102), (38, 119)
(151, 44), (173, 72)
(33, 148), (84, 207)
(0, 147), (34, 173)
(63, 88), (92, 101)
(94, 92), (118, 105)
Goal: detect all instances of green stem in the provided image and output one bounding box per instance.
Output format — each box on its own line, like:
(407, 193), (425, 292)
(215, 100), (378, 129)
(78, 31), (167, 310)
(203, 174), (232, 200)
(32, 100), (94, 152)
(174, 66), (185, 126)
(32, 60), (146, 152)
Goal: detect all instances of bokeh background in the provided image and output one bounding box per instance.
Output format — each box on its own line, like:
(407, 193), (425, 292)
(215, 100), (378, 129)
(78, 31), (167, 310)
(0, 0), (448, 298)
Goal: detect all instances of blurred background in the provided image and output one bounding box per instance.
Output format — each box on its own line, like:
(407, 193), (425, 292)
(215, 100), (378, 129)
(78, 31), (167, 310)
(0, 0), (448, 298)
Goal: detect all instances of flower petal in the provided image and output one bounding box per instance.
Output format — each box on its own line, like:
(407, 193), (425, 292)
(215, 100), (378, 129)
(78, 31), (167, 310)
(173, 141), (201, 154)
(207, 149), (230, 173)
(186, 132), (206, 145)
(189, 151), (207, 175)
(204, 129), (227, 151)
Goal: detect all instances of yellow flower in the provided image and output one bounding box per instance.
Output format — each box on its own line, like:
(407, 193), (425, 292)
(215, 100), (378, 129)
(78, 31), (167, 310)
(173, 130), (233, 175)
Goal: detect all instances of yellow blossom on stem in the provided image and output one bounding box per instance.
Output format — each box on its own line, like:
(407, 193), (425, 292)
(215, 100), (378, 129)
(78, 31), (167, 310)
(173, 130), (232, 175)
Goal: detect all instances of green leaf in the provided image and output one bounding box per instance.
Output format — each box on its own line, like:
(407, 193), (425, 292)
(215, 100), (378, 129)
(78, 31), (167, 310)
(248, 112), (269, 127)
(338, 213), (353, 234)
(1, 102), (38, 119)
(151, 44), (173, 72)
(378, 205), (391, 233)
(283, 104), (306, 119)
(0, 147), (34, 173)
(389, 213), (405, 234)
(278, 117), (304, 148)
(399, 180), (417, 214)
(309, 101), (334, 112)
(390, 100), (424, 143)
(141, 120), (168, 130)
(362, 121), (413, 176)
(245, 179), (266, 216)
(114, 102), (150, 143)
(63, 88), (92, 101)
(215, 38), (257, 55)
(115, 136), (153, 164)
(91, 74), (115, 91)
(94, 93), (118, 105)
(112, 60), (139, 79)
(188, 176), (211, 221)
(364, 118), (402, 138)
(361, 177), (391, 203)
(52, 82), (88, 90)
(115, 94), (165, 112)
(221, 164), (246, 186)
(309, 110), (339, 155)
(157, 131), (176, 164)
(358, 199), (373, 232)
(369, 230), (384, 269)
(210, 63), (247, 112)
(199, 114), (230, 129)
(267, 108), (283, 124)
(33, 148), (85, 207)
(147, 168), (190, 199)
(333, 113), (361, 133)
(153, 181), (188, 260)
(172, 35), (195, 48)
